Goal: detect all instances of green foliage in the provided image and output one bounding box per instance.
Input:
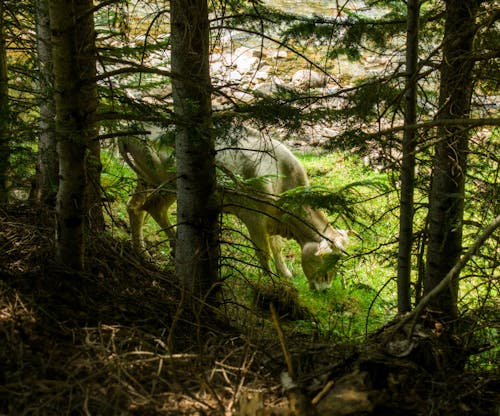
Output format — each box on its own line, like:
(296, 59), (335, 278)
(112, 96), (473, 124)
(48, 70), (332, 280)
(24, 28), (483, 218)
(101, 148), (136, 202)
(279, 179), (389, 225)
(459, 129), (500, 336)
(232, 94), (306, 131)
(351, 78), (404, 118)
(216, 149), (398, 340)
(290, 152), (398, 337)
(280, 15), (341, 43)
(3, 0), (498, 364)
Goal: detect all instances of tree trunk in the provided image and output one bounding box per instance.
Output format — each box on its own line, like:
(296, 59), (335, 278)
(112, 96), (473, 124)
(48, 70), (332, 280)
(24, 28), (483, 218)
(170, 0), (220, 298)
(34, 0), (58, 207)
(424, 0), (481, 319)
(0, 2), (10, 205)
(49, 0), (98, 270)
(397, 0), (420, 314)
(85, 136), (104, 233)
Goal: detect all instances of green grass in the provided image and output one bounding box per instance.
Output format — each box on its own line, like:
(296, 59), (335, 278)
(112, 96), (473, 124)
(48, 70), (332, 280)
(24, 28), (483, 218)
(297, 151), (398, 336)
(215, 149), (399, 340)
(102, 145), (400, 339)
(103, 144), (497, 348)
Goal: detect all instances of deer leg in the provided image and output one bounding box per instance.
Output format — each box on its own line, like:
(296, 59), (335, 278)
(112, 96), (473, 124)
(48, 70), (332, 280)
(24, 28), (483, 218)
(243, 223), (274, 276)
(143, 191), (177, 253)
(269, 235), (293, 279)
(127, 183), (149, 252)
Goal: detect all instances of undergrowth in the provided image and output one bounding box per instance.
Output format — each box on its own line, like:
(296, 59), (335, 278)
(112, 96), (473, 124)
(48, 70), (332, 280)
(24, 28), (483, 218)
(105, 146), (399, 342)
(1, 205), (498, 415)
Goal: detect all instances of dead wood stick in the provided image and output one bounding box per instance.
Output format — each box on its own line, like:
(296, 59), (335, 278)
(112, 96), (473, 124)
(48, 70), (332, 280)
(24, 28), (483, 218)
(270, 303), (295, 380)
(311, 380), (335, 407)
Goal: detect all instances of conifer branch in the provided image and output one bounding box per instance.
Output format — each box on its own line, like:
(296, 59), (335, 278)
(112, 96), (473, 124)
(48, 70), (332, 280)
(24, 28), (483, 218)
(352, 117), (500, 140)
(213, 24), (342, 87)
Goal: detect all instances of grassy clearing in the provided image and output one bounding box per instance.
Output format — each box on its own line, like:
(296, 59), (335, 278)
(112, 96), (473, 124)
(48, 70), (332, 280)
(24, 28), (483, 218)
(104, 144), (401, 341)
(277, 150), (399, 339)
(103, 142), (498, 352)
(77, 133), (500, 385)
(103, 145), (397, 340)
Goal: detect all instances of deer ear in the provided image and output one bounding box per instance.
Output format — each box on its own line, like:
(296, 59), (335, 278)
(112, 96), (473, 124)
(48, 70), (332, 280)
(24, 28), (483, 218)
(314, 239), (333, 257)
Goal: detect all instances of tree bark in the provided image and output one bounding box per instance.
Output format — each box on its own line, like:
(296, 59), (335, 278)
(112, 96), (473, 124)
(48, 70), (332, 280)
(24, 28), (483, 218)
(34, 0), (58, 207)
(0, 2), (10, 205)
(424, 0), (482, 319)
(170, 0), (220, 298)
(397, 0), (420, 314)
(85, 135), (104, 233)
(49, 0), (98, 270)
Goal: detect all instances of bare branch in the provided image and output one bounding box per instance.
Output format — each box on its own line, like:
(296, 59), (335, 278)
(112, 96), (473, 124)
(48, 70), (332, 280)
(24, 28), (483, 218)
(96, 111), (173, 122)
(356, 117), (500, 140)
(96, 65), (172, 82)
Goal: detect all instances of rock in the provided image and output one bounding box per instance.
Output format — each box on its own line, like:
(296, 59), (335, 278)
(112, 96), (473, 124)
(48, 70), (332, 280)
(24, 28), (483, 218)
(253, 78), (285, 97)
(235, 55), (259, 74)
(254, 67), (271, 81)
(271, 49), (288, 60)
(227, 69), (243, 83)
(291, 69), (326, 89)
(231, 90), (254, 103)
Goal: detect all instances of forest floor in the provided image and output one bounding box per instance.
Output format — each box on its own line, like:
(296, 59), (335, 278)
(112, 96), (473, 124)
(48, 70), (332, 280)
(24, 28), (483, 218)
(0, 205), (498, 415)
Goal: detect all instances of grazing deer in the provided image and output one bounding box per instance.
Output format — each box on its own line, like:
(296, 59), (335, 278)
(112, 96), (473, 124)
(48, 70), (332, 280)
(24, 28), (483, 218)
(119, 125), (352, 290)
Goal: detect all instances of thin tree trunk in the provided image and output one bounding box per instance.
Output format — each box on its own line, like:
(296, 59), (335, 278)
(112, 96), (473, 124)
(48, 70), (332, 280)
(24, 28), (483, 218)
(171, 0), (220, 298)
(397, 0), (420, 314)
(0, 2), (10, 205)
(424, 0), (481, 319)
(35, 0), (58, 207)
(49, 0), (98, 270)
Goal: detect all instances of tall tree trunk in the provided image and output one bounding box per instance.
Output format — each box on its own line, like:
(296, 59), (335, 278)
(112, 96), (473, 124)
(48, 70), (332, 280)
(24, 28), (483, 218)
(49, 0), (98, 270)
(0, 2), (10, 205)
(171, 0), (220, 298)
(34, 0), (58, 207)
(397, 0), (420, 314)
(424, 0), (481, 319)
(86, 134), (104, 232)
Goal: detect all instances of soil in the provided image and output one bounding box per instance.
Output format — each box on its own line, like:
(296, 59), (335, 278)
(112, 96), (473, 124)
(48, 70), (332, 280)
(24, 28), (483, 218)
(0, 205), (498, 415)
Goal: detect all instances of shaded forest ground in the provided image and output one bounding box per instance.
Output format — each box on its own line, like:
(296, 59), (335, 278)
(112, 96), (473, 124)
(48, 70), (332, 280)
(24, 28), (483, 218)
(0, 205), (498, 415)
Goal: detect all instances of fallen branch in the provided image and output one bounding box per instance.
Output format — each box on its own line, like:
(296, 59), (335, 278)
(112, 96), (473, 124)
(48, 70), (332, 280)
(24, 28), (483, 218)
(270, 303), (294, 380)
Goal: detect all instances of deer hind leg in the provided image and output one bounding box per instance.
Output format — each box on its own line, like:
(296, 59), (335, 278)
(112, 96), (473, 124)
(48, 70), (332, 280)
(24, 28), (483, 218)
(269, 235), (293, 279)
(251, 234), (274, 277)
(143, 190), (177, 252)
(127, 181), (149, 252)
(240, 219), (274, 277)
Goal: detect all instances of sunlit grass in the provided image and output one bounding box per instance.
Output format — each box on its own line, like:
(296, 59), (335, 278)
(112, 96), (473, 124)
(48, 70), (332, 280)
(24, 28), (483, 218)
(295, 150), (398, 336)
(105, 141), (497, 353)
(216, 149), (399, 339)
(103, 145), (400, 339)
